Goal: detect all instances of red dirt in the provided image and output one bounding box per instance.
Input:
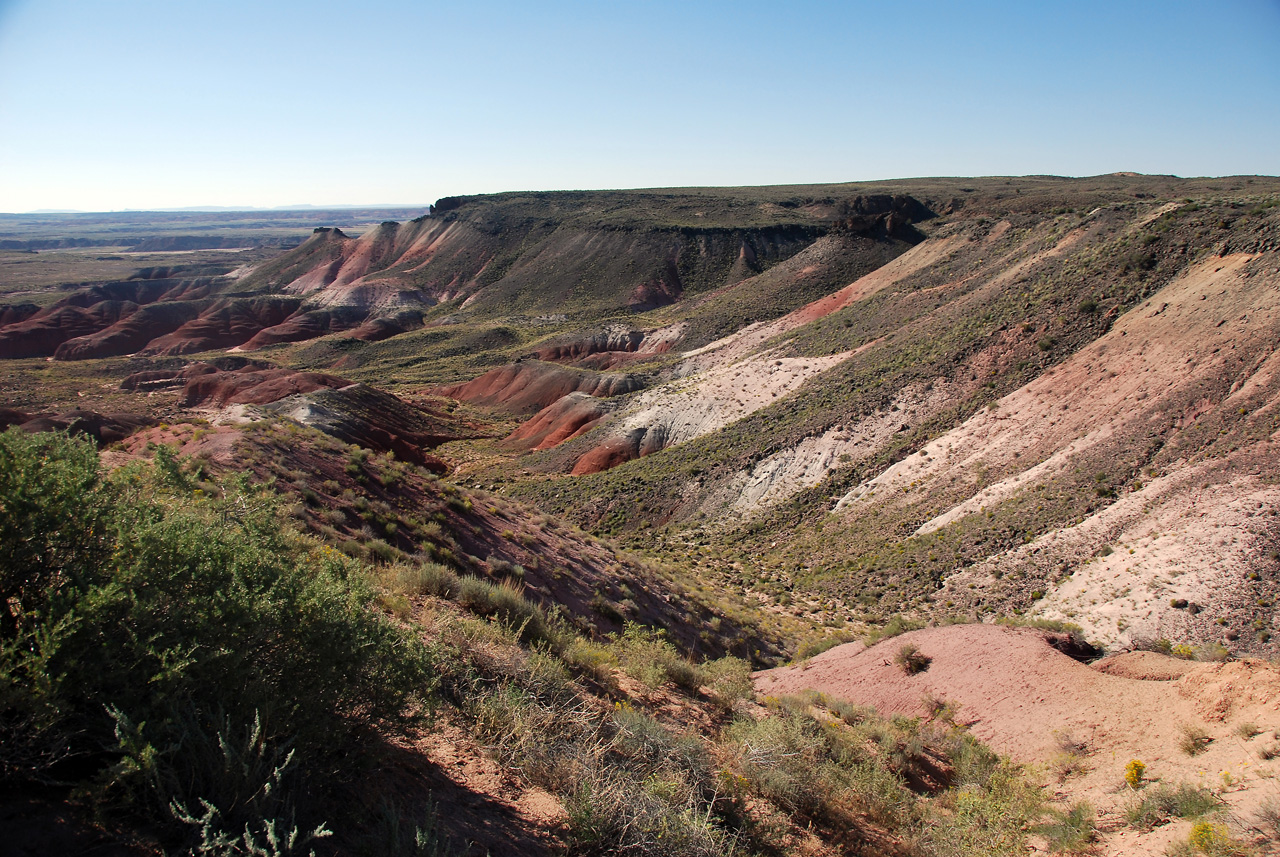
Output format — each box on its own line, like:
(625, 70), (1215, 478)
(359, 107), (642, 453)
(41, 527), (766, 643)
(756, 624), (1275, 760)
(139, 297), (301, 356)
(0, 301), (138, 358)
(262, 383), (458, 470)
(755, 623), (1280, 855)
(1093, 651), (1197, 682)
(0, 278), (228, 360)
(53, 302), (207, 360)
(344, 310), (424, 343)
(534, 331), (646, 362)
(432, 362), (643, 415)
(569, 435), (641, 475)
(124, 362), (354, 408)
(238, 307), (363, 350)
(0, 304), (39, 327)
(531, 325), (682, 369)
(504, 392), (610, 451)
(183, 368), (352, 407)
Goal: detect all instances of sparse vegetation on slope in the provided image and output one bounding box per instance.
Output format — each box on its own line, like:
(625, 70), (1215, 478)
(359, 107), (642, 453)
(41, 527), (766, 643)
(7, 176), (1280, 854)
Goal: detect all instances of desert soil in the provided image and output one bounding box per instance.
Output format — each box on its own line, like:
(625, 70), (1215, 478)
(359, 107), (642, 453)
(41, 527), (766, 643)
(755, 623), (1280, 854)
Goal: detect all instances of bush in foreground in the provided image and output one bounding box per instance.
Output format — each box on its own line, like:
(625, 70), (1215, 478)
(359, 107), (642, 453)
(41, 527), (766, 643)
(0, 430), (435, 850)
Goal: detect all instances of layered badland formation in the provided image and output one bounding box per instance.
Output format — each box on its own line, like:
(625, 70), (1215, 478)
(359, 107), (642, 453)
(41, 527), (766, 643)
(5, 175), (1280, 855)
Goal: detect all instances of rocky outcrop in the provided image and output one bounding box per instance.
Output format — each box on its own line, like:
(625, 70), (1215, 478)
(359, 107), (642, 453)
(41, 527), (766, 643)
(121, 359), (352, 407)
(180, 366), (353, 408)
(263, 384), (463, 470)
(530, 323), (685, 369)
(346, 309), (425, 343)
(118, 359), (471, 469)
(832, 193), (935, 241)
(570, 433), (646, 475)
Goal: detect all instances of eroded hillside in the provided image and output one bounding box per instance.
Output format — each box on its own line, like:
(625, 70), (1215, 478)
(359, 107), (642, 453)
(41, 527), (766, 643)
(6, 177), (1280, 657)
(466, 180), (1280, 657)
(6, 176), (1280, 856)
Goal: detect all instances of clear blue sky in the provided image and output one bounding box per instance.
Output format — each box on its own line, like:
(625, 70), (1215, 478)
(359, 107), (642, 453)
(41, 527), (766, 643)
(1, 0), (1278, 212)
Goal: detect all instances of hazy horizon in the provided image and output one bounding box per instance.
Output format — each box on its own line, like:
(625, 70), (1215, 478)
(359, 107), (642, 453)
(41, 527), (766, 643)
(2, 0), (1278, 213)
(6, 169), (1280, 217)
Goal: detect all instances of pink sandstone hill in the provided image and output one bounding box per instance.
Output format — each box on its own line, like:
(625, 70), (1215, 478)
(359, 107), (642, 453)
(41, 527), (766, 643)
(756, 623), (1280, 856)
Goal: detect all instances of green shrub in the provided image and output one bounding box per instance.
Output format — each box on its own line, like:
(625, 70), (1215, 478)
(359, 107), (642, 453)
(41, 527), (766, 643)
(863, 615), (925, 645)
(826, 696), (876, 726)
(455, 576), (549, 642)
(1255, 797), (1280, 842)
(1033, 801), (1095, 854)
(1167, 819), (1253, 857)
(360, 799), (452, 857)
(391, 561), (460, 599)
(0, 428), (108, 639)
(1179, 723), (1213, 756)
(724, 712), (832, 816)
(563, 767), (733, 857)
(894, 644), (931, 674)
(1234, 721), (1260, 739)
(111, 706), (331, 857)
(610, 623), (704, 693)
(560, 638), (618, 686)
(920, 762), (1044, 857)
(702, 656), (754, 710)
(725, 705), (924, 825)
(488, 558), (525, 580)
(795, 633), (854, 661)
(0, 429), (434, 843)
(467, 681), (589, 791)
(1124, 783), (1219, 830)
(611, 706), (709, 783)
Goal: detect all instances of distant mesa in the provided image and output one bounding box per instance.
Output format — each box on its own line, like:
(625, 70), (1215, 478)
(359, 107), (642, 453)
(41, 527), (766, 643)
(0, 189), (939, 363)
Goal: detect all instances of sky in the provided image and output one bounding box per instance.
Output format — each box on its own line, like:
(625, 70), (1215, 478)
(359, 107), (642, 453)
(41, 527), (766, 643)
(1, 0), (1278, 212)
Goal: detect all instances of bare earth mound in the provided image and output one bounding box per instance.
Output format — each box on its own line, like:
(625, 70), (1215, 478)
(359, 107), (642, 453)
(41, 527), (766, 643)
(756, 623), (1280, 855)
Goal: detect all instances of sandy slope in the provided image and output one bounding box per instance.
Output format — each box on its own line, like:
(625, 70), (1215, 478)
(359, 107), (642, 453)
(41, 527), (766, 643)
(562, 232), (972, 473)
(818, 251), (1280, 646)
(680, 233), (967, 373)
(756, 624), (1280, 855)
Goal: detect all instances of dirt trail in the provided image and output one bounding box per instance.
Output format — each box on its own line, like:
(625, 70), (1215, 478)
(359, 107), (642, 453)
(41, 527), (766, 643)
(756, 623), (1280, 855)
